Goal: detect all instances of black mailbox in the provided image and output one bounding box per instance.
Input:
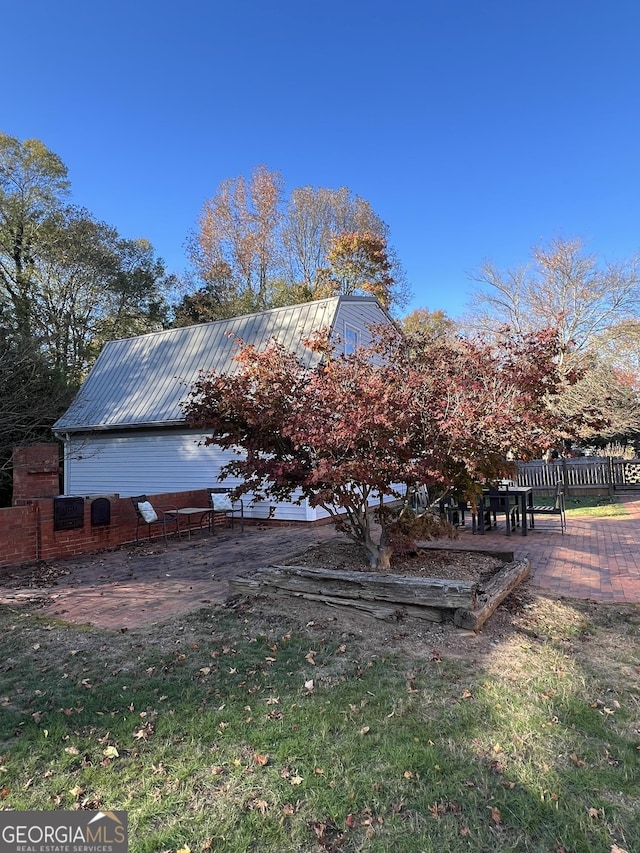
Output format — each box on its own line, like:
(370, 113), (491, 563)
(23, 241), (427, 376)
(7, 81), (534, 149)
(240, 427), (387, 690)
(91, 497), (111, 527)
(53, 496), (85, 531)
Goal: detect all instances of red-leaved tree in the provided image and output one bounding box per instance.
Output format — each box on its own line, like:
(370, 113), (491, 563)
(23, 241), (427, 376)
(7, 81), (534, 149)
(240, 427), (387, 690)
(183, 325), (573, 569)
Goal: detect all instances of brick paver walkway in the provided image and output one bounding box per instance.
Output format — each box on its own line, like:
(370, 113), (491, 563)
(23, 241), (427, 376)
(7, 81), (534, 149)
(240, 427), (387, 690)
(1, 499), (639, 630)
(1, 524), (340, 630)
(422, 495), (640, 605)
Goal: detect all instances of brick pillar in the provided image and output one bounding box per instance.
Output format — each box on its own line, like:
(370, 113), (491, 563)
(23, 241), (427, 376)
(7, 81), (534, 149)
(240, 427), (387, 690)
(12, 444), (61, 504)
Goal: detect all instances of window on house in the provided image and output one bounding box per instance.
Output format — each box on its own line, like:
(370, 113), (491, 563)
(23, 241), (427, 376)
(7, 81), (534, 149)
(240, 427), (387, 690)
(344, 324), (360, 355)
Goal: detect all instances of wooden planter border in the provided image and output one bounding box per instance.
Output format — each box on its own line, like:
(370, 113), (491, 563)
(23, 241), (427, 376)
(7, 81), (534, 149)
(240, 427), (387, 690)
(229, 552), (531, 630)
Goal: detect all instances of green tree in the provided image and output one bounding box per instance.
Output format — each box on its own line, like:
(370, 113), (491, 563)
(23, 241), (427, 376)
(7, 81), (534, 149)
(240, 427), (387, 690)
(0, 134), (170, 503)
(0, 324), (73, 504)
(0, 132), (70, 341)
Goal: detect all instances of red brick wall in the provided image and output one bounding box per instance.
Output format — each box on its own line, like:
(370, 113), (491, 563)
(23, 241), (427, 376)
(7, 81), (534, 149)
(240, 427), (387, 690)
(0, 504), (38, 567)
(12, 444), (60, 503)
(1, 489), (212, 569)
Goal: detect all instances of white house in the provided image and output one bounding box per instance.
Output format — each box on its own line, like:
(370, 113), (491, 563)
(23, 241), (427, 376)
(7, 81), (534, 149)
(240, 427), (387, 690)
(53, 296), (394, 522)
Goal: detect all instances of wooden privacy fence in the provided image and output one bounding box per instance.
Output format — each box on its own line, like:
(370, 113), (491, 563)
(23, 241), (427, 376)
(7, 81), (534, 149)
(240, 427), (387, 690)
(516, 458), (640, 495)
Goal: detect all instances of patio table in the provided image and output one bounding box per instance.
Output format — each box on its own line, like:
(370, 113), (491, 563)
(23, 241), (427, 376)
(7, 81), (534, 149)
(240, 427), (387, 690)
(166, 507), (215, 540)
(476, 486), (533, 536)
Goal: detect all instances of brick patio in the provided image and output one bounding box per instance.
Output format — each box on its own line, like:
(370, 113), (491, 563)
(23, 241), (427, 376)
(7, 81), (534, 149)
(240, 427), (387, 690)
(2, 498), (639, 630)
(422, 494), (640, 605)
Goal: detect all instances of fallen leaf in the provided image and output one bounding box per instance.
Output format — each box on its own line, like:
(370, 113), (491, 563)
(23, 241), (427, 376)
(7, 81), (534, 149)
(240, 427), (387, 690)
(587, 806), (604, 819)
(305, 651), (316, 665)
(359, 726), (370, 736)
(461, 689), (473, 700)
(102, 745), (119, 759)
(304, 679), (314, 692)
(133, 724), (154, 740)
(64, 746), (79, 755)
(290, 775), (303, 785)
(249, 798), (268, 814)
(611, 845), (629, 853)
(428, 802), (445, 818)
(253, 753), (269, 766)
(489, 806), (502, 824)
(570, 753), (586, 768)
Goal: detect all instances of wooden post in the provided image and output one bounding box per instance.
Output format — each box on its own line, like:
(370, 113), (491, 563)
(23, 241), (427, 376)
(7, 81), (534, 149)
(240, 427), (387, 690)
(561, 457), (569, 497)
(607, 456), (615, 497)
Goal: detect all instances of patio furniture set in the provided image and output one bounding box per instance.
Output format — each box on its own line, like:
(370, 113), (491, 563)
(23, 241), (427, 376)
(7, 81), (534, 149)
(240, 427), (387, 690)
(439, 480), (567, 536)
(131, 488), (244, 544)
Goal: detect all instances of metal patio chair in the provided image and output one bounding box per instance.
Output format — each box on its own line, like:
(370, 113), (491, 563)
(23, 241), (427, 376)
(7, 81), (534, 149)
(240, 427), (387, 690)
(528, 481), (567, 533)
(130, 495), (179, 544)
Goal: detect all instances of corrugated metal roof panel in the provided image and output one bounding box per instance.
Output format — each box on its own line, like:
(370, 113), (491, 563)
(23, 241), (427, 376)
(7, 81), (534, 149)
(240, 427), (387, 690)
(54, 297), (346, 432)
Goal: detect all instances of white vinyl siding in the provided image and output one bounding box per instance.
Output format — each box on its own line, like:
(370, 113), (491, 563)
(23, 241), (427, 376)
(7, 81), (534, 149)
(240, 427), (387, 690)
(333, 300), (386, 354)
(63, 429), (316, 522)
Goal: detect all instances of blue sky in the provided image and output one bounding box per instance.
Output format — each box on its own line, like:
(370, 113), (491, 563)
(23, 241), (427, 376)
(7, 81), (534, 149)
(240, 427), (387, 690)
(5, 0), (640, 318)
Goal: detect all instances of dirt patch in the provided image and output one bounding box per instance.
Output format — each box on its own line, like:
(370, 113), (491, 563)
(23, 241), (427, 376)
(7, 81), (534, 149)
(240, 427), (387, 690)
(279, 538), (506, 584)
(0, 560), (72, 589)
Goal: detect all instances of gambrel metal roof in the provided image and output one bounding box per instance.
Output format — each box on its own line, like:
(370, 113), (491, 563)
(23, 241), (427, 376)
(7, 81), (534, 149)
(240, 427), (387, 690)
(54, 296), (387, 433)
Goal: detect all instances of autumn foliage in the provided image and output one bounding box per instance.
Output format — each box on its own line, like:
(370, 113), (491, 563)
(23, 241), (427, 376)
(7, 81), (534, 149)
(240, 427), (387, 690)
(315, 232), (395, 307)
(183, 325), (570, 569)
